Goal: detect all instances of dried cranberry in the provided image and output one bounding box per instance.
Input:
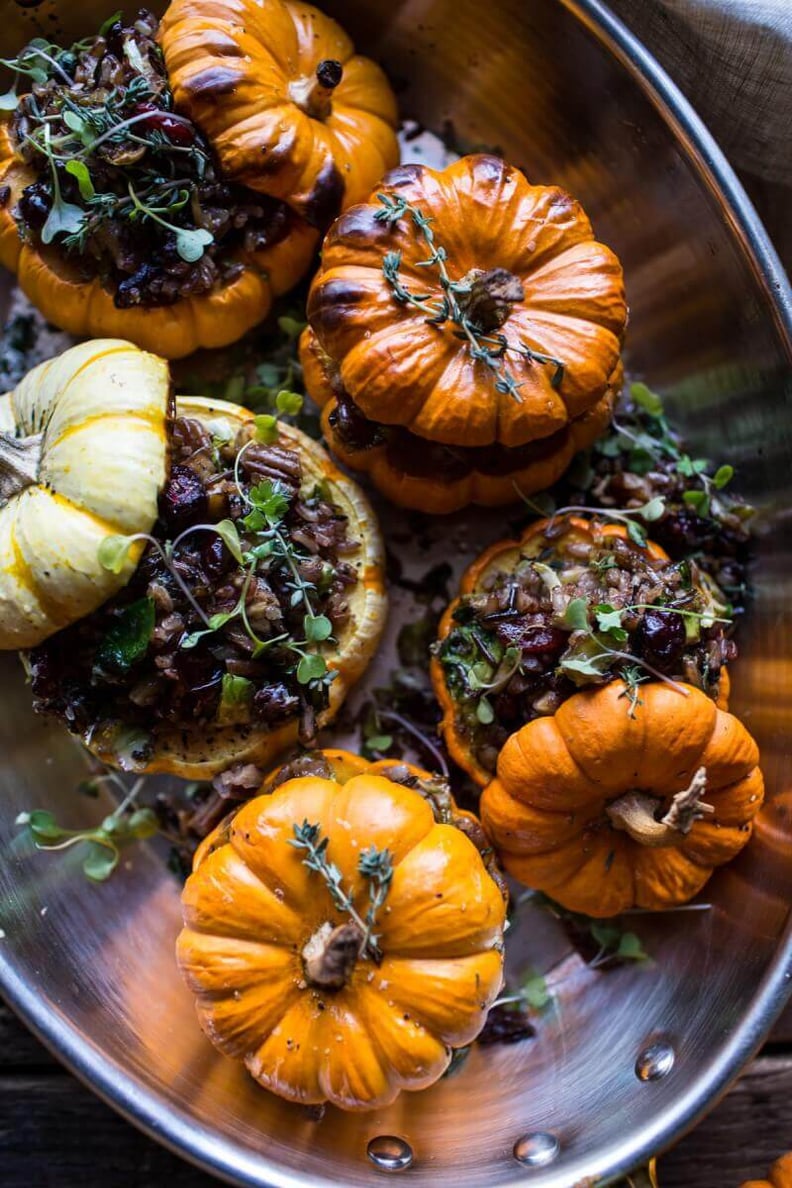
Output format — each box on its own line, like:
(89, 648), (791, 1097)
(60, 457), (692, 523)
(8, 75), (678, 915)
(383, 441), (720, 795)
(636, 608), (686, 668)
(171, 651), (223, 720)
(18, 181), (52, 231)
(201, 534), (233, 582)
(103, 20), (126, 56)
(478, 1004), (535, 1046)
(494, 621), (567, 656)
(253, 682), (299, 724)
(330, 395), (385, 452)
(133, 101), (196, 146)
(652, 508), (712, 555)
(160, 464), (207, 532)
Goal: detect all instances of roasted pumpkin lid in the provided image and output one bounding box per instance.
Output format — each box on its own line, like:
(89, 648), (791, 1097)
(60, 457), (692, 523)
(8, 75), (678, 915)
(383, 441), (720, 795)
(160, 0), (400, 229)
(307, 154), (627, 449)
(0, 339), (171, 649)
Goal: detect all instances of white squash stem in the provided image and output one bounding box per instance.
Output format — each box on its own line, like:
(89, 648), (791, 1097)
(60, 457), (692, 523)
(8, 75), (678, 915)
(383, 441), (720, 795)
(0, 431), (42, 506)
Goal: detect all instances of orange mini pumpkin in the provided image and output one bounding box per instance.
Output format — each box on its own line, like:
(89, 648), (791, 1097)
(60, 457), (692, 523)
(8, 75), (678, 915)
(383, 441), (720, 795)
(160, 0), (400, 228)
(177, 750), (506, 1110)
(432, 514), (732, 787)
(300, 154), (627, 511)
(481, 679), (763, 917)
(741, 1154), (792, 1188)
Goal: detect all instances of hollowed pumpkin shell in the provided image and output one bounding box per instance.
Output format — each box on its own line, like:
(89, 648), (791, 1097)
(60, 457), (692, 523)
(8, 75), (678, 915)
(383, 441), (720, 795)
(300, 324), (620, 512)
(83, 396), (387, 779)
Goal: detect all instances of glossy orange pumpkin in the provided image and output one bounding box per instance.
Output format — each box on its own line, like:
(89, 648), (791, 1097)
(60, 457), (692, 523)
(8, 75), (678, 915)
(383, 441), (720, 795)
(481, 679), (762, 917)
(177, 750), (506, 1110)
(741, 1154), (792, 1188)
(0, 123), (318, 359)
(300, 154), (626, 511)
(160, 0), (400, 229)
(432, 514), (731, 787)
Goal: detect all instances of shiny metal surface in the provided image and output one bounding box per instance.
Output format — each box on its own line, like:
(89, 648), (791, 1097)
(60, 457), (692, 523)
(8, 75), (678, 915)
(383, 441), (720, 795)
(1, 1), (791, 1187)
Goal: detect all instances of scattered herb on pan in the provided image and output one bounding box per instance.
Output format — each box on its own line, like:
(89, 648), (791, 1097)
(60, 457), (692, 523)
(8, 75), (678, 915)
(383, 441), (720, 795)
(15, 774), (157, 882)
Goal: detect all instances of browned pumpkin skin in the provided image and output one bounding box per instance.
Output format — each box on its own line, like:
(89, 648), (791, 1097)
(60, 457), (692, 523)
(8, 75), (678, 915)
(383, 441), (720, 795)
(159, 0), (400, 229)
(0, 122), (318, 358)
(299, 324), (620, 513)
(177, 754), (506, 1111)
(305, 154), (626, 447)
(481, 679), (762, 917)
(741, 1154), (792, 1188)
(431, 515), (676, 788)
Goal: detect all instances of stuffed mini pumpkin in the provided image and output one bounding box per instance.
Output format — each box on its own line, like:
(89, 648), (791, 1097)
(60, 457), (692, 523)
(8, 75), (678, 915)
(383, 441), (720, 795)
(1, 340), (386, 778)
(300, 154), (627, 511)
(741, 1154), (792, 1188)
(0, 10), (320, 357)
(481, 679), (763, 917)
(177, 750), (506, 1110)
(160, 0), (400, 228)
(432, 513), (734, 786)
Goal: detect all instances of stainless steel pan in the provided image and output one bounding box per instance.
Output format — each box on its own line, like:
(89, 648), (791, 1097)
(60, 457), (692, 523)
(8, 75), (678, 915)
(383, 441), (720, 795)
(1, 1), (791, 1185)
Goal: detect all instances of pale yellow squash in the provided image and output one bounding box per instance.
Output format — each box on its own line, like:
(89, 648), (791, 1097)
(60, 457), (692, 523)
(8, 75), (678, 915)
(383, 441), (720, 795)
(0, 339), (170, 648)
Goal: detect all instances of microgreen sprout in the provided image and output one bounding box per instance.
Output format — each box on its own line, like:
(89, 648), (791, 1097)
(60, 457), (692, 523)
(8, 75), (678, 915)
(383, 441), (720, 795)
(15, 776), (157, 882)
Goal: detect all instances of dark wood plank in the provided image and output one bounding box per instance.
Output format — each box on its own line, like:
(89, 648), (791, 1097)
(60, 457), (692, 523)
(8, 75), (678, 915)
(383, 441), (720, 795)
(0, 1002), (59, 1071)
(0, 1074), (219, 1187)
(659, 1056), (792, 1187)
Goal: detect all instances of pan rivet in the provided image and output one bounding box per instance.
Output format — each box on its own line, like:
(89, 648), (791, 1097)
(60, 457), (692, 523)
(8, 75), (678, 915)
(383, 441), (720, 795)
(367, 1135), (414, 1171)
(513, 1132), (560, 1166)
(635, 1042), (675, 1081)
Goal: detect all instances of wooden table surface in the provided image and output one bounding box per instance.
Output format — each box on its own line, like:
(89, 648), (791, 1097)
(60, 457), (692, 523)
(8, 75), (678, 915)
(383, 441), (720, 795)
(1, 993), (791, 1186)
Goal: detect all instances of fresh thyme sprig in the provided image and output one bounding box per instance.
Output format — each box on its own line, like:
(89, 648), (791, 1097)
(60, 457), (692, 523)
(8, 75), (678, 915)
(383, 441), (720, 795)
(289, 821), (394, 962)
(374, 192), (565, 401)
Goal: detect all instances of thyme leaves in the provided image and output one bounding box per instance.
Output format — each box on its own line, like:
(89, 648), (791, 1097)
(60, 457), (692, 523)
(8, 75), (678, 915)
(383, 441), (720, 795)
(290, 821), (393, 962)
(375, 192), (565, 400)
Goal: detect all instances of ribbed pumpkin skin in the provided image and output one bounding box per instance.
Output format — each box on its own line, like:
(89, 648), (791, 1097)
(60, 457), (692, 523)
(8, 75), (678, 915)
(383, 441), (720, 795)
(431, 516), (672, 787)
(177, 765), (506, 1111)
(741, 1154), (792, 1188)
(306, 155), (627, 449)
(481, 680), (763, 917)
(0, 339), (170, 648)
(0, 123), (318, 358)
(159, 0), (400, 228)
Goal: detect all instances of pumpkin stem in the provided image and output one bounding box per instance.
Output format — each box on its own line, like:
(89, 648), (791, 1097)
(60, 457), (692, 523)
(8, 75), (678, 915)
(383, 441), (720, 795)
(457, 267), (525, 333)
(289, 59), (344, 121)
(0, 431), (42, 507)
(302, 920), (363, 990)
(606, 766), (713, 848)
